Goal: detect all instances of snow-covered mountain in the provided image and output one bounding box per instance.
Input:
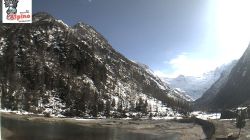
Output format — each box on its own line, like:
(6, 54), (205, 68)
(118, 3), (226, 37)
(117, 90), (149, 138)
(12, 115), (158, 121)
(0, 12), (189, 118)
(135, 62), (192, 102)
(168, 88), (193, 102)
(162, 62), (237, 100)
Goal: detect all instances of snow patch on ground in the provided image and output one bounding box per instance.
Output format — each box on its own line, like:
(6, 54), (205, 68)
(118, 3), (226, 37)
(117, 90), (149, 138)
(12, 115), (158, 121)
(45, 61), (54, 68)
(0, 108), (34, 115)
(0, 108), (66, 118)
(82, 75), (97, 92)
(74, 118), (98, 121)
(0, 37), (7, 55)
(41, 91), (66, 116)
(56, 20), (69, 28)
(95, 54), (104, 63)
(191, 111), (221, 120)
(152, 116), (183, 120)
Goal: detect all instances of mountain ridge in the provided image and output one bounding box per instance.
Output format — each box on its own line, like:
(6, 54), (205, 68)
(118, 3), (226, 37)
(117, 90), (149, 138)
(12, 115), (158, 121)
(195, 60), (237, 109)
(162, 62), (235, 100)
(0, 12), (189, 118)
(206, 45), (250, 109)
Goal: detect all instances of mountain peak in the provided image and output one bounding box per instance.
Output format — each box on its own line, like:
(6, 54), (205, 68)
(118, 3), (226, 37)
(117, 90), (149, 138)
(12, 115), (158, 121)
(33, 12), (55, 22)
(0, 13), (189, 118)
(163, 62), (236, 100)
(74, 22), (90, 28)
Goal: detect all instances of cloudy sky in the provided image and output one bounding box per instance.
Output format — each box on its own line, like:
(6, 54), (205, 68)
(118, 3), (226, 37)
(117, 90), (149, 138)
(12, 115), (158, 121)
(32, 0), (250, 77)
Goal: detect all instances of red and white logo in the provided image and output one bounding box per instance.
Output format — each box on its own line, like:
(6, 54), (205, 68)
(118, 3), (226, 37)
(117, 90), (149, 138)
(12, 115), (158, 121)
(2, 0), (32, 23)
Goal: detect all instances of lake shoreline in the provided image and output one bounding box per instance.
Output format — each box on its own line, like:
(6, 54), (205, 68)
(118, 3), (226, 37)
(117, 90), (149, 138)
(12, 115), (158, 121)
(1, 112), (206, 140)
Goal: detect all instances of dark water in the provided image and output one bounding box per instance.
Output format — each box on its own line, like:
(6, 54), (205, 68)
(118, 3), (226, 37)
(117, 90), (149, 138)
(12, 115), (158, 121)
(1, 116), (179, 140)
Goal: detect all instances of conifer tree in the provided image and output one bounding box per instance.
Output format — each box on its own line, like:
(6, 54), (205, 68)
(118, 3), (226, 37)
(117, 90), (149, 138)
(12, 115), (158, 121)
(236, 110), (246, 137)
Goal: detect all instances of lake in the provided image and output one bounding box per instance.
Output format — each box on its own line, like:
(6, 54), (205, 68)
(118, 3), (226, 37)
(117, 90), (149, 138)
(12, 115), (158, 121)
(1, 116), (180, 140)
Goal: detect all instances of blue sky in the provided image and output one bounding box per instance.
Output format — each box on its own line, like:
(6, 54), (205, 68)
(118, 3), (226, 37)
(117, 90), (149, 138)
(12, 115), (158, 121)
(32, 0), (250, 77)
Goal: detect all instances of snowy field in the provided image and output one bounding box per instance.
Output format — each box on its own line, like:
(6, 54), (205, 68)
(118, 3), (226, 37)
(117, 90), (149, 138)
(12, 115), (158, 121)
(191, 111), (221, 120)
(1, 108), (223, 121)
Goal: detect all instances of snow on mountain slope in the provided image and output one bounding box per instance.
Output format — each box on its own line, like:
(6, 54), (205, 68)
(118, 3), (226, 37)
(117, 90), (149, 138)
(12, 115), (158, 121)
(161, 61), (236, 100)
(0, 12), (189, 118)
(168, 88), (193, 102)
(134, 61), (192, 102)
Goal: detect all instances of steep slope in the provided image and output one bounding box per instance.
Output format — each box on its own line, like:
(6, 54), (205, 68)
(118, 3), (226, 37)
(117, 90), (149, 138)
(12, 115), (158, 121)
(195, 60), (237, 109)
(163, 65), (230, 100)
(206, 45), (250, 109)
(168, 88), (193, 102)
(135, 62), (193, 101)
(0, 13), (186, 117)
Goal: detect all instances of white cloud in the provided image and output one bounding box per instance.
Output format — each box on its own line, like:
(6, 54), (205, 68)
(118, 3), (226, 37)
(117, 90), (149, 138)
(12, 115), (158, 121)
(166, 53), (225, 77)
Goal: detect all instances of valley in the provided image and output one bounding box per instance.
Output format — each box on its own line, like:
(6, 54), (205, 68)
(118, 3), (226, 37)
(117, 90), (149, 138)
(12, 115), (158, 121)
(1, 6), (250, 139)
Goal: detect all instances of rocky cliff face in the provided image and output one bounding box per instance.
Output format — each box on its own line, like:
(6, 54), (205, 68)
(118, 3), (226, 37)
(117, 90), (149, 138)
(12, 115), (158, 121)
(0, 13), (188, 117)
